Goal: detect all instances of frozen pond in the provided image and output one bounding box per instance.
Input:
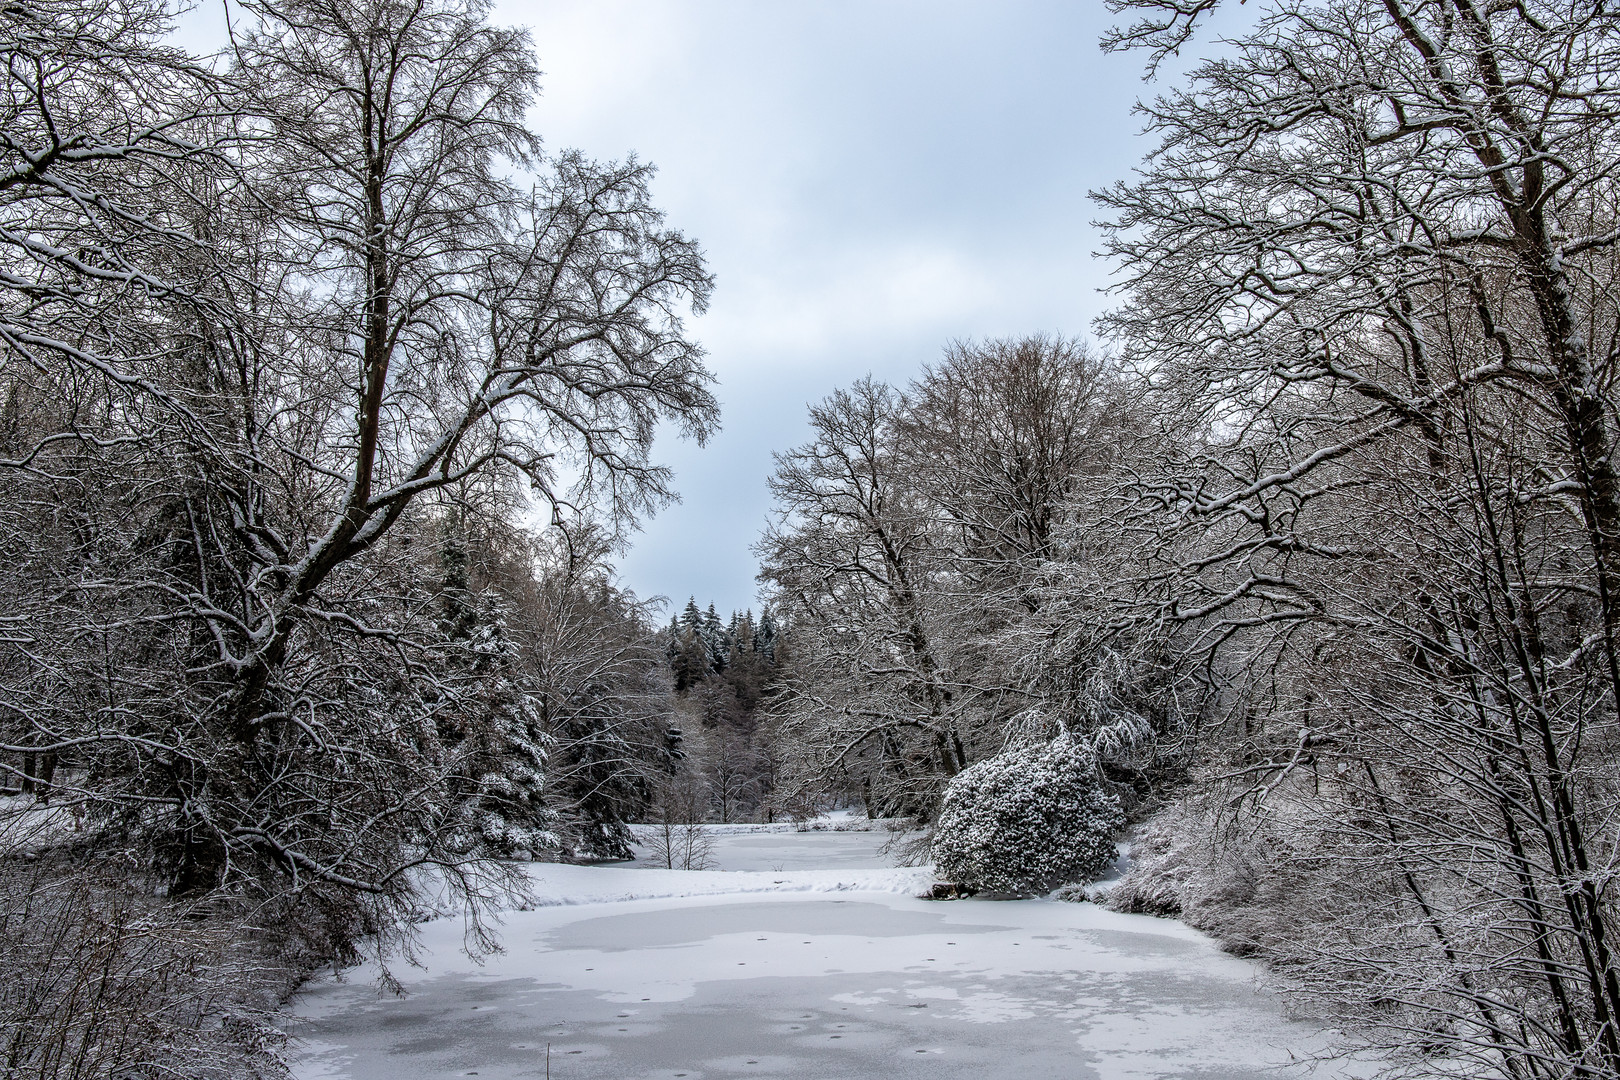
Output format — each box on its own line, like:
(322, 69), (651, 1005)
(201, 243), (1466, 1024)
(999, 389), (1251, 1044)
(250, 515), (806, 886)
(290, 825), (1366, 1080)
(622, 819), (907, 871)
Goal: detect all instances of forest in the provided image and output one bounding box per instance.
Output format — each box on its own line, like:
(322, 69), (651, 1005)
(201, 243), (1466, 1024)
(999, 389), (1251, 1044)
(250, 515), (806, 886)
(4, 0), (1620, 1078)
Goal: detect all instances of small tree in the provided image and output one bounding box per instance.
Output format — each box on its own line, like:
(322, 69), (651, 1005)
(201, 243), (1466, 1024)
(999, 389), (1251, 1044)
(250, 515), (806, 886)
(931, 732), (1123, 896)
(641, 772), (713, 871)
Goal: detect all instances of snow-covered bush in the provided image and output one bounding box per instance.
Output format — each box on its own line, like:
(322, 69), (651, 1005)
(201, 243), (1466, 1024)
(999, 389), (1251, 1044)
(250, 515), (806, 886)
(931, 733), (1124, 896)
(1106, 812), (1198, 917)
(1107, 791), (1364, 962)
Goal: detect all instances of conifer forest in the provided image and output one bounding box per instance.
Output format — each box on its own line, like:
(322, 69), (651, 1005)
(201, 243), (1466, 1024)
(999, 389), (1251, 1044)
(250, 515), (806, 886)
(5, 1), (1620, 1078)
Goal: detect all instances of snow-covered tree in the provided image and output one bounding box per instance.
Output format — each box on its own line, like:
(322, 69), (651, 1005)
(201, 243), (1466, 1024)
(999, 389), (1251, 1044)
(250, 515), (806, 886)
(701, 603), (727, 672)
(680, 598), (704, 636)
(753, 610), (779, 661)
(1090, 2), (1620, 1075)
(758, 345), (1135, 819)
(757, 379), (971, 816)
(0, 0), (715, 898)
(521, 529), (677, 861)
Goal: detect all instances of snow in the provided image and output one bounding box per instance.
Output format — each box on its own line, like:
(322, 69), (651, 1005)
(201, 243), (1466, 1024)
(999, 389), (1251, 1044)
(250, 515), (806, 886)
(289, 823), (1373, 1080)
(622, 816), (910, 873)
(0, 795), (81, 855)
(520, 863), (932, 907)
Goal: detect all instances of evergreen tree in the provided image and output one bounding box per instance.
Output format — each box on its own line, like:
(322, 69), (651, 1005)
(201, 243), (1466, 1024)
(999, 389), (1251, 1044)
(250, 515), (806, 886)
(754, 610), (779, 662)
(444, 606), (559, 860)
(551, 679), (648, 860)
(702, 603), (727, 672)
(725, 613), (768, 716)
(680, 597), (704, 635)
(655, 598), (788, 824)
(697, 679), (743, 729)
(664, 614), (682, 666)
(433, 525), (559, 860)
(437, 519), (476, 642)
(671, 629), (709, 692)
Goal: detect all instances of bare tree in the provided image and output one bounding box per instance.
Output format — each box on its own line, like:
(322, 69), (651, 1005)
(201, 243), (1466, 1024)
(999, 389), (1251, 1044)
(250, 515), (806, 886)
(1092, 3), (1620, 1075)
(898, 336), (1122, 600)
(0, 0), (715, 940)
(641, 770), (713, 871)
(757, 378), (969, 816)
(518, 525), (677, 860)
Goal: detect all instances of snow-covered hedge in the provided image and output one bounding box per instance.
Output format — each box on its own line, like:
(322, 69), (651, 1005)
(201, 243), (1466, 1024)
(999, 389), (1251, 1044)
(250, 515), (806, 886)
(931, 733), (1124, 896)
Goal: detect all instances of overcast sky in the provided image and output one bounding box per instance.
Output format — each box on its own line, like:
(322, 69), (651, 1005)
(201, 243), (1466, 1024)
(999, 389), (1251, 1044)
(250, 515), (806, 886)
(497, 0), (1164, 619)
(177, 1), (1243, 618)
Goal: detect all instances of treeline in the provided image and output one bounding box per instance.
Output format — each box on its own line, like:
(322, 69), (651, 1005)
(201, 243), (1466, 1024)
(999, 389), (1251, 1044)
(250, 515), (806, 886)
(757, 337), (1168, 819)
(654, 600), (789, 826)
(0, 0), (711, 1074)
(764, 3), (1620, 1079)
(666, 600), (781, 698)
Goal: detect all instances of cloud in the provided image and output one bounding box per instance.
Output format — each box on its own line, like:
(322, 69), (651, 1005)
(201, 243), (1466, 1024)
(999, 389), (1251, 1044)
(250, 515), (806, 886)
(168, 0), (1155, 616)
(699, 241), (1005, 362)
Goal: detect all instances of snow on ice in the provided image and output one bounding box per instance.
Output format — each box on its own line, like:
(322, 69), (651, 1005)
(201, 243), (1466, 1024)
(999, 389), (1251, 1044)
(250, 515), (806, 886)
(289, 822), (1373, 1080)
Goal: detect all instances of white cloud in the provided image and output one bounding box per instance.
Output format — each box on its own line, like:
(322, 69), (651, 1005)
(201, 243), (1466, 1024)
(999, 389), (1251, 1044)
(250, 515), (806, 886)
(700, 241), (1006, 361)
(170, 0), (1158, 615)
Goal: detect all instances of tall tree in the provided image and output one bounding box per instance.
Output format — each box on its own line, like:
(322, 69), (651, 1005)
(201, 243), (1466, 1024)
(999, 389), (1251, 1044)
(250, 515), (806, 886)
(898, 336), (1123, 608)
(758, 378), (969, 815)
(0, 0), (716, 914)
(1093, 2), (1620, 1074)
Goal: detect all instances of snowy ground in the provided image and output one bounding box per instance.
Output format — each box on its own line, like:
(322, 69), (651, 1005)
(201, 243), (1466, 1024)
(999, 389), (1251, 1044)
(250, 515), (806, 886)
(289, 823), (1371, 1080)
(0, 793), (83, 855)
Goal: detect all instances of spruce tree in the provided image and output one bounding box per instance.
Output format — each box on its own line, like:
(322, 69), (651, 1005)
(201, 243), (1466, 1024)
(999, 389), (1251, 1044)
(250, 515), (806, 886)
(664, 614), (682, 667)
(680, 597), (704, 634)
(434, 552), (559, 861)
(754, 610), (779, 662)
(702, 603), (727, 673)
(672, 629), (709, 692)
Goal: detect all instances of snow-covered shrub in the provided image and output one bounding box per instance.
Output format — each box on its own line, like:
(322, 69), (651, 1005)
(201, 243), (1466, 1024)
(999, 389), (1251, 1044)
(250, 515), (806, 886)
(931, 733), (1124, 896)
(1106, 814), (1196, 917)
(1107, 792), (1347, 961)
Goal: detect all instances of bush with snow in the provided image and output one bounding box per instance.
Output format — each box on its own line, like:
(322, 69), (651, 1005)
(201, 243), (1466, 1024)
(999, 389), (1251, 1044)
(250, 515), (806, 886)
(931, 734), (1124, 896)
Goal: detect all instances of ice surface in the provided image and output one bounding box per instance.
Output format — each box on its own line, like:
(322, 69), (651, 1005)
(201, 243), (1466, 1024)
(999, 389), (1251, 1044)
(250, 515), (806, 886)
(624, 820), (908, 872)
(289, 825), (1371, 1080)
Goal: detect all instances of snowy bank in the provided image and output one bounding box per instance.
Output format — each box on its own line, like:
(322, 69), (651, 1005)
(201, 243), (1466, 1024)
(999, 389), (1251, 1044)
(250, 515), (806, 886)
(521, 862), (933, 907)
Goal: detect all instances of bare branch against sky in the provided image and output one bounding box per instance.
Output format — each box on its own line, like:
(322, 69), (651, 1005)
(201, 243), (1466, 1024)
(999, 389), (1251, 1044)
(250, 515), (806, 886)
(170, 0), (1248, 615)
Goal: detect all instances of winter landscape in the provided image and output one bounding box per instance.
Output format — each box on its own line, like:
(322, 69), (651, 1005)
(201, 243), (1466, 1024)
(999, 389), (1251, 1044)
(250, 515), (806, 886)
(6, 1), (1620, 1080)
(291, 822), (1369, 1080)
